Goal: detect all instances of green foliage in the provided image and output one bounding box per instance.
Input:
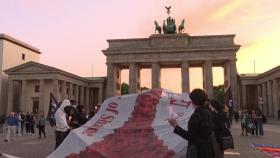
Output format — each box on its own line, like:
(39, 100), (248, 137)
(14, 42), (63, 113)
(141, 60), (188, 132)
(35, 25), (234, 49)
(121, 83), (150, 95)
(213, 85), (224, 103)
(121, 82), (129, 95)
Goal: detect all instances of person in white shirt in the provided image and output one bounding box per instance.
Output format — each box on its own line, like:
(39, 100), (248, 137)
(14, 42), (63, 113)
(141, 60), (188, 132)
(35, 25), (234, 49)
(54, 99), (73, 149)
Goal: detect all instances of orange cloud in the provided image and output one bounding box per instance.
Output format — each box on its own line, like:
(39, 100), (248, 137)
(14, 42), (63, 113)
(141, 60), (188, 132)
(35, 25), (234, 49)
(209, 0), (245, 21)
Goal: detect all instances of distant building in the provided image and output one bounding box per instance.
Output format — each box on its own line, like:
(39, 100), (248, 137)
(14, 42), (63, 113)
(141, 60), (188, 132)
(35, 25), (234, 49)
(239, 66), (280, 117)
(0, 34), (40, 114)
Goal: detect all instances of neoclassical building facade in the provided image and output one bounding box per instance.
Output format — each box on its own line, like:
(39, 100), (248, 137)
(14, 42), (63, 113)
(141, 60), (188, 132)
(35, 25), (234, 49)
(2, 33), (280, 117)
(4, 62), (106, 116)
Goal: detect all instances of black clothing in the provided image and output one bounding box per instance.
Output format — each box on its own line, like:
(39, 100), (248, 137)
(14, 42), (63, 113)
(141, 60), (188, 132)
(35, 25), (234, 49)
(174, 107), (214, 158)
(25, 114), (31, 133)
(77, 112), (88, 126)
(55, 130), (70, 149)
(212, 111), (227, 150)
(38, 125), (46, 138)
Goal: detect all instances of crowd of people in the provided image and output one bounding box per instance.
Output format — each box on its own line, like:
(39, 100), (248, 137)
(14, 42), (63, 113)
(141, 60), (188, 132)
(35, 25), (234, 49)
(1, 111), (46, 142)
(169, 89), (236, 158)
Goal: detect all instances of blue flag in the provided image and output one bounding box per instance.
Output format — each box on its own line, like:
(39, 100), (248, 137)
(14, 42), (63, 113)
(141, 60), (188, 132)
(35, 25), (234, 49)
(46, 93), (59, 127)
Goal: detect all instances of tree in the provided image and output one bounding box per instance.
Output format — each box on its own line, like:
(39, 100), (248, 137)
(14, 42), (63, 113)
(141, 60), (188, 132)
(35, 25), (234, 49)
(121, 82), (129, 95)
(213, 85), (224, 103)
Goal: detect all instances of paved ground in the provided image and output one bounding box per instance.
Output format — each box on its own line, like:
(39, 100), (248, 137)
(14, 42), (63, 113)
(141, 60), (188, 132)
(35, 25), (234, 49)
(0, 119), (279, 158)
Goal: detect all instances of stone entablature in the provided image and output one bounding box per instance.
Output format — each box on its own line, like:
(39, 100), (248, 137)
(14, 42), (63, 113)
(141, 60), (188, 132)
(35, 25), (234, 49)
(104, 34), (239, 52)
(103, 34), (240, 67)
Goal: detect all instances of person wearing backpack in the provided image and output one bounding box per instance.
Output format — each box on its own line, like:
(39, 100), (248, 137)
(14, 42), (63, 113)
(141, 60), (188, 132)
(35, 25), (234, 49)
(169, 89), (215, 158)
(209, 99), (227, 158)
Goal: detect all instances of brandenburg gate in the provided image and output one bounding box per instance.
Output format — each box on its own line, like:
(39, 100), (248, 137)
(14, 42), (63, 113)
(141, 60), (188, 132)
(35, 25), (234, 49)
(103, 8), (241, 110)
(103, 33), (240, 108)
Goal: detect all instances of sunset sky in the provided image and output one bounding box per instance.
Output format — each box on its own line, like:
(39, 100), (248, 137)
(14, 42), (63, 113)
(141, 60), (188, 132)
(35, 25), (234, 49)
(1, 0), (280, 93)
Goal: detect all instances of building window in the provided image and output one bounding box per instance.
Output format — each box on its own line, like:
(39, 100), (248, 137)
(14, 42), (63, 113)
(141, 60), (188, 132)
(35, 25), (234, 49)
(73, 89), (75, 95)
(35, 85), (40, 92)
(66, 88), (69, 95)
(59, 87), (62, 93)
(22, 53), (25, 60)
(33, 100), (39, 114)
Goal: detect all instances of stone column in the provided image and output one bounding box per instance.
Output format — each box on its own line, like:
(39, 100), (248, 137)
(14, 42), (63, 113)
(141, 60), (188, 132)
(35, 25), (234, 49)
(267, 81), (273, 116)
(257, 84), (262, 106)
(53, 79), (59, 102)
(262, 83), (268, 116)
(229, 60), (239, 111)
(129, 63), (140, 94)
(80, 86), (84, 105)
(75, 85), (79, 105)
(272, 79), (279, 117)
(61, 81), (67, 100)
(85, 87), (90, 107)
(20, 80), (27, 112)
(203, 60), (213, 99)
(98, 87), (103, 104)
(181, 62), (190, 93)
(106, 63), (121, 97)
(152, 62), (161, 89)
(69, 83), (73, 100)
(241, 84), (247, 108)
(39, 79), (45, 113)
(7, 80), (14, 114)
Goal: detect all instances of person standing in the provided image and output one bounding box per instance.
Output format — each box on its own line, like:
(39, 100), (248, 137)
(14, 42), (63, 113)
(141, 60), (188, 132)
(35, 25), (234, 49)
(4, 112), (19, 142)
(16, 111), (22, 136)
(25, 112), (31, 134)
(250, 110), (258, 136)
(76, 105), (88, 126)
(209, 99), (227, 158)
(0, 115), (5, 133)
(37, 112), (46, 138)
(20, 112), (25, 134)
(55, 99), (72, 149)
(256, 109), (264, 136)
(278, 109), (280, 120)
(30, 113), (35, 135)
(241, 110), (249, 136)
(169, 89), (215, 158)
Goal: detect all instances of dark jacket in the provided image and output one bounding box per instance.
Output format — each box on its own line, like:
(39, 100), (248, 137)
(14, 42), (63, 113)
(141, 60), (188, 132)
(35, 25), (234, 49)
(77, 112), (88, 126)
(212, 111), (227, 150)
(174, 106), (215, 158)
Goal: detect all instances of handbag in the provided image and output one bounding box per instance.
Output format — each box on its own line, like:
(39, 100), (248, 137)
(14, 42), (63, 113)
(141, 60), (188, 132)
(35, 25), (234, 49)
(222, 128), (234, 150)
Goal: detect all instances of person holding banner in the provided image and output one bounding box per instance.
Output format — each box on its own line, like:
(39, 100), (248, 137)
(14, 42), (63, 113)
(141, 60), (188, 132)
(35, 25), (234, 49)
(54, 99), (72, 149)
(169, 88), (215, 158)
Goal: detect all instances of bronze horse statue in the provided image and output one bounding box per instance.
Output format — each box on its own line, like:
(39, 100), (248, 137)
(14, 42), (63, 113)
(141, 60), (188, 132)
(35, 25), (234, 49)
(178, 19), (185, 33)
(154, 21), (162, 34)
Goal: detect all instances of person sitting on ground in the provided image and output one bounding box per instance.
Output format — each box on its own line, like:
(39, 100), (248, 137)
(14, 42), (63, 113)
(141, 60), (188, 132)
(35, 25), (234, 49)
(169, 88), (215, 158)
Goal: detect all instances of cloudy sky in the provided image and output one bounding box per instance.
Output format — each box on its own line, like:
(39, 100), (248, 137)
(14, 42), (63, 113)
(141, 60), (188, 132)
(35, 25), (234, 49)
(1, 0), (280, 92)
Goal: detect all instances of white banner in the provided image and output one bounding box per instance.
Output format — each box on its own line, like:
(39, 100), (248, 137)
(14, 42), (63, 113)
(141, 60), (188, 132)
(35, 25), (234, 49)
(48, 89), (194, 158)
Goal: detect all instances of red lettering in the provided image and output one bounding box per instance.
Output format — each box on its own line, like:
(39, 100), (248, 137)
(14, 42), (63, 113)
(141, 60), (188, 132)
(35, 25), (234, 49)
(108, 102), (118, 108)
(106, 108), (118, 114)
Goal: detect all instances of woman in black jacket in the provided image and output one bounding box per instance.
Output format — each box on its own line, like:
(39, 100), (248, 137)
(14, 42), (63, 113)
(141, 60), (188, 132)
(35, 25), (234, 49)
(209, 99), (227, 158)
(169, 89), (215, 158)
